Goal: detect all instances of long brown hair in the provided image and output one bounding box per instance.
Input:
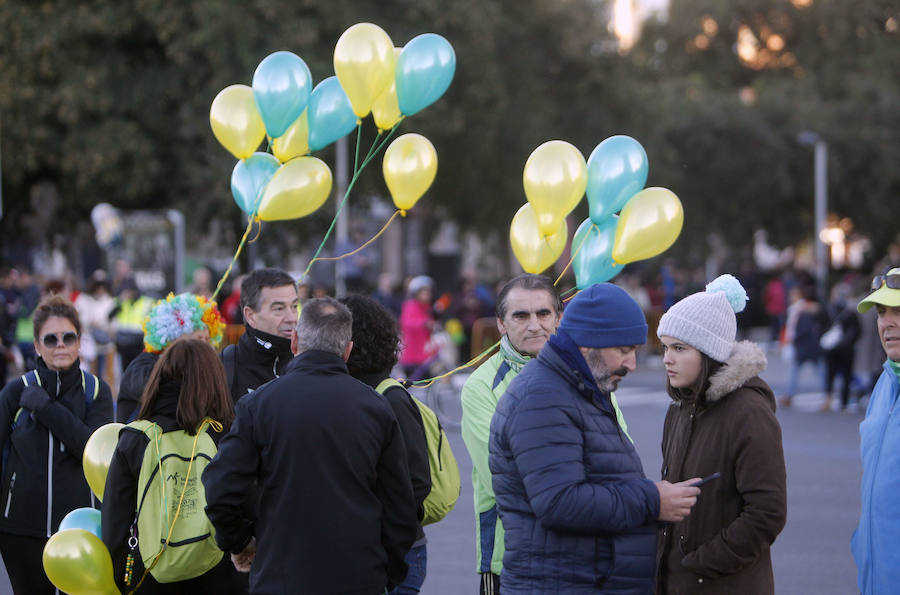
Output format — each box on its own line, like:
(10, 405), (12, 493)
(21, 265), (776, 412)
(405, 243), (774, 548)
(666, 352), (724, 407)
(137, 338), (234, 433)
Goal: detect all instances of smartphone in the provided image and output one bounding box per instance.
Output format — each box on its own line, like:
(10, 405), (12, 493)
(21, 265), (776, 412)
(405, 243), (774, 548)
(692, 472), (720, 487)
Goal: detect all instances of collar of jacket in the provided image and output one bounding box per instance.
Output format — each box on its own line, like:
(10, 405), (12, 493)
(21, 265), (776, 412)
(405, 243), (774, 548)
(888, 358), (900, 382)
(240, 323), (293, 361)
(541, 331), (614, 416)
(136, 380), (181, 432)
(35, 356), (84, 398)
(703, 340), (767, 403)
(285, 349), (350, 376)
(357, 370), (392, 390)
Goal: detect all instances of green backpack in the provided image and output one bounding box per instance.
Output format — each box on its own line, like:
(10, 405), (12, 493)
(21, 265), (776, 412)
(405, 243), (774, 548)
(125, 418), (223, 586)
(376, 378), (460, 525)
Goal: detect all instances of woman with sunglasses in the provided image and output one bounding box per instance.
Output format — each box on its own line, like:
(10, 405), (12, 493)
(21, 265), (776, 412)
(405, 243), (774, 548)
(0, 295), (114, 594)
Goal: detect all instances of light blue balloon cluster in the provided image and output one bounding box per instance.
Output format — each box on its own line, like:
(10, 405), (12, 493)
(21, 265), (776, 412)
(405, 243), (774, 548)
(572, 135), (649, 289)
(307, 76), (358, 152)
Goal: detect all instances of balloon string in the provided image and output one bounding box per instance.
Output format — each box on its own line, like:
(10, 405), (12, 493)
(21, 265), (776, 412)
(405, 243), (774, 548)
(407, 339), (502, 388)
(308, 210), (403, 265)
(211, 215), (258, 302)
(302, 121), (403, 278)
(553, 223), (596, 287)
(247, 219), (263, 243)
(353, 122), (363, 176)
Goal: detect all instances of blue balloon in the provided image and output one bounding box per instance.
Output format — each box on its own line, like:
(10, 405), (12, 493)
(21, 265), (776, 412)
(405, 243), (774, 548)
(58, 507), (102, 539)
(231, 152), (281, 215)
(572, 216), (624, 289)
(396, 33), (456, 117)
(252, 51), (313, 139)
(586, 136), (648, 223)
(307, 77), (358, 152)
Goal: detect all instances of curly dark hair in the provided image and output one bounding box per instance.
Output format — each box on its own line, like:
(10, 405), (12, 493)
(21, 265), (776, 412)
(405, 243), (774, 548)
(339, 294), (401, 377)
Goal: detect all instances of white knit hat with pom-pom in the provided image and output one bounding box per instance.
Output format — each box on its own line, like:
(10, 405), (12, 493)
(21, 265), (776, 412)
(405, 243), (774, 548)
(656, 274), (748, 362)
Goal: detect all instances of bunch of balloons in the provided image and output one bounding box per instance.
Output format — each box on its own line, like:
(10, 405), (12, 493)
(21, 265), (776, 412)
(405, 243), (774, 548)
(510, 135), (684, 288)
(209, 23), (455, 224)
(42, 423), (123, 595)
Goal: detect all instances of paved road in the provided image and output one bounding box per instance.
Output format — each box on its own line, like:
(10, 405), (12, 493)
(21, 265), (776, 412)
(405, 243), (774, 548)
(420, 344), (864, 594)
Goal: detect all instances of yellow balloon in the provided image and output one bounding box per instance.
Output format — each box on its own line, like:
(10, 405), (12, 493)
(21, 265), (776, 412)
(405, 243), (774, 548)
(209, 84), (266, 159)
(510, 203), (568, 274)
(612, 187), (684, 264)
(523, 140), (587, 238)
(258, 157), (333, 221)
(372, 48), (404, 131)
(334, 23), (395, 118)
(383, 133), (437, 211)
(271, 110), (310, 163)
(82, 422), (123, 502)
(43, 529), (119, 595)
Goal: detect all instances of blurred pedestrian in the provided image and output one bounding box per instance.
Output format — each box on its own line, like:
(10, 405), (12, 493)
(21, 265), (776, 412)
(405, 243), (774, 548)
(820, 283), (861, 412)
(399, 276), (437, 380)
(111, 278), (154, 372)
(656, 275), (787, 594)
(780, 285), (827, 407)
(852, 266), (900, 594)
(0, 295), (114, 594)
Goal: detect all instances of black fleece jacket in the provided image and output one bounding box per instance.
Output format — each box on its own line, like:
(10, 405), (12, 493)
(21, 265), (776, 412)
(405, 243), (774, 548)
(115, 351), (159, 423)
(221, 325), (293, 402)
(0, 358), (113, 537)
(203, 350), (418, 595)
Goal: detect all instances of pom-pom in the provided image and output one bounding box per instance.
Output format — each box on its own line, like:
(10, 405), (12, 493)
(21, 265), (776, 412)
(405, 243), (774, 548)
(705, 274), (748, 313)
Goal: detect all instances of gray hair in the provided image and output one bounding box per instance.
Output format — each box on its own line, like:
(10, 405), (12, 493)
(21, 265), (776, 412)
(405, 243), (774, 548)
(295, 297), (353, 356)
(496, 274), (562, 320)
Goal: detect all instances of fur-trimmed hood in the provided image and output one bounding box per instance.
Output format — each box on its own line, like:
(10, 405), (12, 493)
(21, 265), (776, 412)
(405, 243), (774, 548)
(706, 340), (767, 402)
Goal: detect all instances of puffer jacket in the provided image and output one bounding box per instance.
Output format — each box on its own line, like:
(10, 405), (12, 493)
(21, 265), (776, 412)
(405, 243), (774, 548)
(656, 341), (787, 594)
(0, 358), (113, 537)
(489, 345), (660, 594)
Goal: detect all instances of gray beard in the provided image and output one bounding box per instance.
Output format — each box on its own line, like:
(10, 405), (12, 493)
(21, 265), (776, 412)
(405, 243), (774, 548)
(583, 349), (621, 393)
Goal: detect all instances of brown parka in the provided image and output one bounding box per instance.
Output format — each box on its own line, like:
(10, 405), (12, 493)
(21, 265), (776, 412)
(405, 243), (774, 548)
(656, 341), (787, 594)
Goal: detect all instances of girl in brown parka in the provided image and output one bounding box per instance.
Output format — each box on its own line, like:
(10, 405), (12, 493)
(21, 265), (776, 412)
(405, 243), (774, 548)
(655, 274), (787, 595)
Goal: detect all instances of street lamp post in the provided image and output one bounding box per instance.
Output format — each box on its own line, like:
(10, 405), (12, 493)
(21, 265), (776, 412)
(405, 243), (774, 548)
(797, 131), (828, 303)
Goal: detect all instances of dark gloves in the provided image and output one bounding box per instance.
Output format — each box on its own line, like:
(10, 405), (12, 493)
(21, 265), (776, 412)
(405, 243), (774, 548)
(20, 386), (51, 412)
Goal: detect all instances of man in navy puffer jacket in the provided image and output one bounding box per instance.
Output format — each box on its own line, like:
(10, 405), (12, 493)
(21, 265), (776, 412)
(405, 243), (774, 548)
(489, 283), (701, 594)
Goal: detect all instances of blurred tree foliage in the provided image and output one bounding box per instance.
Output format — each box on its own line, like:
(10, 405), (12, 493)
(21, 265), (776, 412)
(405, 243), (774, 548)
(1, 0), (897, 263)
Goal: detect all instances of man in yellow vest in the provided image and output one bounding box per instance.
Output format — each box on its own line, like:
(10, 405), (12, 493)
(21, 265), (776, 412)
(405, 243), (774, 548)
(111, 277), (153, 371)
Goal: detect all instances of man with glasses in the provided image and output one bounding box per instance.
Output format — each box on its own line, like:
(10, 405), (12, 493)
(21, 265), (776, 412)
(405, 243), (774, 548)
(852, 266), (900, 595)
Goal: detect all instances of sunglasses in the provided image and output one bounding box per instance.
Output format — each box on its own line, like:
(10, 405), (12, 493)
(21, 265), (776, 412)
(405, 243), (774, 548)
(40, 332), (79, 348)
(871, 273), (900, 292)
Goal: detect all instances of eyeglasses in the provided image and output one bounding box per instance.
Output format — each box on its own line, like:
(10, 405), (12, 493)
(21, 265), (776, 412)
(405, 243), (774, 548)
(40, 332), (79, 348)
(871, 273), (900, 292)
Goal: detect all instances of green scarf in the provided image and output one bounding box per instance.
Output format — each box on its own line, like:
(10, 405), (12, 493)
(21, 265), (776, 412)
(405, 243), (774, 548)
(499, 334), (532, 372)
(889, 359), (900, 381)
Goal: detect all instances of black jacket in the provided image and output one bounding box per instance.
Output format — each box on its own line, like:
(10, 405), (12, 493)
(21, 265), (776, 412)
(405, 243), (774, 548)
(221, 325), (293, 401)
(0, 358), (113, 537)
(115, 351), (160, 423)
(359, 372), (431, 542)
(203, 350), (418, 595)
(102, 383), (238, 594)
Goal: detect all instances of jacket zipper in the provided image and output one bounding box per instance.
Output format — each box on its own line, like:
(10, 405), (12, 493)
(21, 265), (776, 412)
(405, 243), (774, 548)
(46, 372), (60, 537)
(4, 472), (16, 517)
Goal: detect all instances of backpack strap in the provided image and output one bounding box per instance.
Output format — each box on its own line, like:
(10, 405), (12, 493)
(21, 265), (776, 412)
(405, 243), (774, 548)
(13, 371), (42, 428)
(376, 378), (405, 394)
(81, 370), (99, 408)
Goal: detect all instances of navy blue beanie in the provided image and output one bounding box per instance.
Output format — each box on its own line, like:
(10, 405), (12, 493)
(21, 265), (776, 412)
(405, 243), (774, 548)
(558, 283), (648, 348)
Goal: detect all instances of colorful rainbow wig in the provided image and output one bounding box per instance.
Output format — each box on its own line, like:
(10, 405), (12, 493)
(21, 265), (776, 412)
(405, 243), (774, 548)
(142, 292), (225, 353)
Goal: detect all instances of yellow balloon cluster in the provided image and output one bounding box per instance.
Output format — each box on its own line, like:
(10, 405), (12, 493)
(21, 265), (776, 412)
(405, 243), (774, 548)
(523, 141), (587, 238)
(383, 134), (437, 212)
(43, 529), (119, 595)
(372, 48), (404, 131)
(334, 23), (396, 118)
(259, 156), (333, 221)
(82, 422), (124, 502)
(510, 204), (567, 274)
(209, 85), (265, 160)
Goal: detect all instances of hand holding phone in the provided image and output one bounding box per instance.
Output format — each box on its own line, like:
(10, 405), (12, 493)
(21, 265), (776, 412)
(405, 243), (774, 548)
(692, 472), (721, 487)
